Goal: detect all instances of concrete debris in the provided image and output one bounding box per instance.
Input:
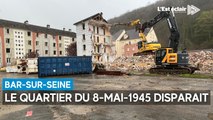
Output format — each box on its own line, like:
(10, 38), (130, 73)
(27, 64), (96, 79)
(189, 50), (213, 74)
(106, 50), (213, 74)
(6, 58), (38, 74)
(106, 55), (155, 73)
(6, 66), (18, 73)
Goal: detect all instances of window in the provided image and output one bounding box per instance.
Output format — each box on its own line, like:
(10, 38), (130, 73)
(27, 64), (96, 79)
(94, 46), (96, 52)
(36, 33), (39, 37)
(6, 29), (9, 34)
(59, 43), (62, 47)
(53, 43), (56, 47)
(6, 58), (10, 63)
(129, 41), (131, 45)
(36, 41), (39, 45)
(6, 48), (10, 53)
(6, 38), (10, 43)
(28, 40), (31, 45)
(82, 34), (85, 40)
(103, 29), (105, 35)
(27, 31), (31, 36)
(97, 37), (99, 43)
(82, 23), (85, 30)
(28, 49), (32, 53)
(59, 36), (62, 40)
(93, 26), (95, 32)
(104, 38), (106, 43)
(72, 38), (75, 42)
(83, 45), (86, 51)
(161, 50), (166, 56)
(60, 51), (62, 55)
(45, 42), (48, 46)
(53, 50), (56, 55)
(45, 34), (47, 38)
(97, 27), (99, 34)
(45, 50), (48, 54)
(97, 47), (100, 53)
(104, 47), (106, 53)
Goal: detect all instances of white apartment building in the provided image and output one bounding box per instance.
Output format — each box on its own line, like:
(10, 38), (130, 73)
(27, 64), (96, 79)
(74, 13), (114, 63)
(0, 19), (76, 67)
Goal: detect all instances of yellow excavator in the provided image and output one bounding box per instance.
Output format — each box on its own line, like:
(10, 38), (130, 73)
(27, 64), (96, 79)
(137, 10), (198, 74)
(113, 19), (161, 56)
(113, 10), (198, 74)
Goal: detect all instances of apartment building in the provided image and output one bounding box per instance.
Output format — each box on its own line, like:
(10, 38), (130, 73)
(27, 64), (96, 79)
(74, 13), (114, 63)
(0, 19), (76, 67)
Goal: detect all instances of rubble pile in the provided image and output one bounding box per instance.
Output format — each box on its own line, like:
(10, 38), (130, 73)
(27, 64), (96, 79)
(189, 50), (213, 74)
(106, 50), (213, 74)
(106, 55), (155, 73)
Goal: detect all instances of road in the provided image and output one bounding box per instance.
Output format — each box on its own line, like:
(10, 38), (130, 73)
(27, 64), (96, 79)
(0, 72), (213, 120)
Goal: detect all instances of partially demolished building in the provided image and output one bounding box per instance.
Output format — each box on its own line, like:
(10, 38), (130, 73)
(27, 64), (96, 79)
(74, 13), (114, 63)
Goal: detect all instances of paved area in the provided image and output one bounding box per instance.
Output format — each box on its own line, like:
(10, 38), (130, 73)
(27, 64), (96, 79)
(0, 72), (213, 120)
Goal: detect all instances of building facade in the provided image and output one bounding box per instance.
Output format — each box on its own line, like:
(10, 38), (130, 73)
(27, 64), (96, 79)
(112, 28), (158, 57)
(0, 19), (76, 67)
(74, 13), (114, 63)
(124, 44), (138, 57)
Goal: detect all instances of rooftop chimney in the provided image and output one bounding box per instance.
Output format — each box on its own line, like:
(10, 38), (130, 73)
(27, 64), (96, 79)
(47, 24), (50, 28)
(24, 20), (29, 24)
(63, 28), (65, 31)
(68, 29), (72, 32)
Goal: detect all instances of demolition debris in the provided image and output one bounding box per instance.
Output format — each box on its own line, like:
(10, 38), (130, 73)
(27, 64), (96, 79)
(106, 50), (213, 74)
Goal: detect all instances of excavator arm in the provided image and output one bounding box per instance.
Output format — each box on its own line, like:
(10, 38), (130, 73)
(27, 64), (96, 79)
(113, 10), (180, 52)
(140, 11), (180, 52)
(112, 19), (146, 41)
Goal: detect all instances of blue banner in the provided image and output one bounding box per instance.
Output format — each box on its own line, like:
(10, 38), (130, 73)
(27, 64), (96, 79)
(2, 78), (74, 91)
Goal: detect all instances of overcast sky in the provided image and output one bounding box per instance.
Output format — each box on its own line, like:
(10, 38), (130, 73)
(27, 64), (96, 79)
(0, 0), (157, 32)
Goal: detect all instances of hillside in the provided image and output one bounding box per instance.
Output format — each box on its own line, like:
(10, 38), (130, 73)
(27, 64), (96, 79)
(108, 0), (213, 50)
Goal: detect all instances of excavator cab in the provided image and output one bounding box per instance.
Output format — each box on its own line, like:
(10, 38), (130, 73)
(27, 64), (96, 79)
(137, 41), (143, 50)
(155, 48), (177, 66)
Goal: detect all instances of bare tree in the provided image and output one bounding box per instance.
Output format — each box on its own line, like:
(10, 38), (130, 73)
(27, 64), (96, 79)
(66, 42), (77, 56)
(25, 51), (39, 58)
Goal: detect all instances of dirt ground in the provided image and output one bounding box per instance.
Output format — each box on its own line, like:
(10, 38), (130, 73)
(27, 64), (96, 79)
(0, 72), (213, 120)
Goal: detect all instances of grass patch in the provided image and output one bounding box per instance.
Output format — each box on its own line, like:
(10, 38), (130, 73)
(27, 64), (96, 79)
(179, 74), (213, 79)
(142, 73), (161, 77)
(0, 67), (6, 72)
(0, 69), (6, 72)
(128, 72), (213, 79)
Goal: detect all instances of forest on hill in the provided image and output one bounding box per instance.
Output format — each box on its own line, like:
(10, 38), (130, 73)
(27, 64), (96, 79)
(108, 0), (213, 50)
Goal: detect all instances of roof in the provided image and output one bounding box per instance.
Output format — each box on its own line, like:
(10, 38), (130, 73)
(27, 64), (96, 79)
(125, 29), (139, 40)
(112, 28), (150, 40)
(112, 28), (151, 41)
(73, 12), (107, 25)
(112, 30), (123, 41)
(0, 19), (76, 37)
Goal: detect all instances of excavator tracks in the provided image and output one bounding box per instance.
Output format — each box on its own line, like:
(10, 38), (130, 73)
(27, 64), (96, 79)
(149, 66), (198, 74)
